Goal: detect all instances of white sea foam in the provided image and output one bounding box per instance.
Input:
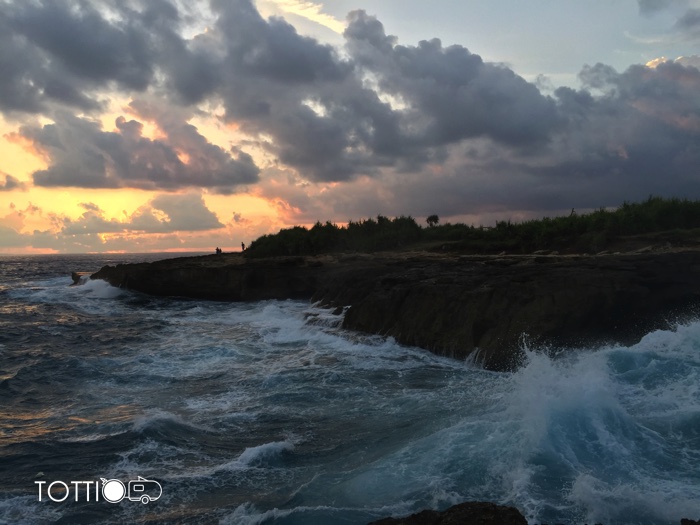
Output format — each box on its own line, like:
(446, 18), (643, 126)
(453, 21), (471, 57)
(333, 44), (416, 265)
(494, 327), (700, 523)
(305, 321), (700, 524)
(78, 277), (124, 299)
(567, 472), (700, 524)
(18, 275), (123, 303)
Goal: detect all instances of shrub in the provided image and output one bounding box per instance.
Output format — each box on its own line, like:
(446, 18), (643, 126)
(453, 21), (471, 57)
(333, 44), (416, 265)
(244, 197), (700, 257)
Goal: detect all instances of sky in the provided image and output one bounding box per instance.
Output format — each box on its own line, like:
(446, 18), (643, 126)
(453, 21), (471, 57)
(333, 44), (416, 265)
(1, 0), (700, 253)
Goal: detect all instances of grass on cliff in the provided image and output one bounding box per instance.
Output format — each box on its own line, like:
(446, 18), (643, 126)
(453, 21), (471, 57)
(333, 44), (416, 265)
(245, 196), (700, 257)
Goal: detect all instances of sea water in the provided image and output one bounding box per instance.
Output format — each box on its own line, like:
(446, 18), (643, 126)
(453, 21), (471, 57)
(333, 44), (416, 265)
(0, 254), (698, 525)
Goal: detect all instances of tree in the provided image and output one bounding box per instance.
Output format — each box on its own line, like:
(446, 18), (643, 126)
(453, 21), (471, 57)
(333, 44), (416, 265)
(426, 214), (439, 227)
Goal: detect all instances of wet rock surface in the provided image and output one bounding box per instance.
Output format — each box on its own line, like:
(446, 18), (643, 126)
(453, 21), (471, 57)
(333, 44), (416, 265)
(90, 250), (700, 371)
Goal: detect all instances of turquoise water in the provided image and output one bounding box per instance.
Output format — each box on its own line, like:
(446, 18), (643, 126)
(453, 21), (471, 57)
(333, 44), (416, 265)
(0, 255), (699, 524)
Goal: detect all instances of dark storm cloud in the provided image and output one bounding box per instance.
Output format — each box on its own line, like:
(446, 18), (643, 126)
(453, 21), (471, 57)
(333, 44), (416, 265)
(3, 0), (700, 212)
(211, 0), (376, 181)
(161, 30), (224, 105)
(286, 59), (700, 220)
(0, 4), (95, 113)
(0, 0), (197, 113)
(398, 60), (700, 215)
(24, 111), (259, 193)
(207, 3), (559, 181)
(344, 11), (560, 148)
(10, 1), (153, 89)
(483, 60), (700, 210)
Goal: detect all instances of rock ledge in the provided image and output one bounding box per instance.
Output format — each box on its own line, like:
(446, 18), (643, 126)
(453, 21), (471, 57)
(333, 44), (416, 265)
(89, 250), (700, 371)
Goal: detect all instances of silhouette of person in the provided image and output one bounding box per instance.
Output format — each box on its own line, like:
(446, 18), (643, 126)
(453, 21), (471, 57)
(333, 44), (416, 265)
(241, 242), (246, 251)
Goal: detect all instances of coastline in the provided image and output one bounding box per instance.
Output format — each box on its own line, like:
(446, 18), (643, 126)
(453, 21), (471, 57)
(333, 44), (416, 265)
(89, 247), (700, 371)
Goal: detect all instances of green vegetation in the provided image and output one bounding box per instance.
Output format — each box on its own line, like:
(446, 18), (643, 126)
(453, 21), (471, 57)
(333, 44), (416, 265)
(247, 216), (422, 257)
(245, 196), (700, 257)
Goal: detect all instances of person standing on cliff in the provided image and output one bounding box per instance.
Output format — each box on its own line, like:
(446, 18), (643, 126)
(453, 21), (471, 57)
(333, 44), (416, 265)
(241, 242), (245, 251)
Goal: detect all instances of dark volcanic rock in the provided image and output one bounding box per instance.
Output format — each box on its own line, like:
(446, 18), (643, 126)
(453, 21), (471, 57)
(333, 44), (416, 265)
(335, 252), (700, 370)
(367, 501), (527, 525)
(90, 251), (700, 371)
(90, 254), (320, 301)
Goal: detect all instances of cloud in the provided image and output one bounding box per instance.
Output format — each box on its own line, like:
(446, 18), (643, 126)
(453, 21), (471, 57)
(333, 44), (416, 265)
(79, 202), (101, 212)
(130, 193), (224, 232)
(268, 0), (345, 34)
(675, 7), (700, 38)
(231, 212), (248, 224)
(2, 0), (700, 239)
(513, 61), (700, 206)
(60, 193), (224, 235)
(0, 0), (219, 115)
(211, 0), (370, 181)
(0, 3), (92, 113)
(638, 0), (690, 14)
(0, 172), (26, 191)
(0, 225), (27, 248)
(0, 1), (145, 113)
(207, 3), (560, 182)
(60, 209), (125, 235)
(675, 54), (700, 67)
(257, 57), (700, 223)
(636, 2), (700, 42)
(0, 194), (256, 253)
(646, 54), (700, 68)
(22, 110), (259, 193)
(344, 11), (560, 148)
(10, 1), (154, 88)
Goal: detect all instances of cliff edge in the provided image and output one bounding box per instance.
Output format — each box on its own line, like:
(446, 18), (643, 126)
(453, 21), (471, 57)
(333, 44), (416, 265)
(90, 250), (700, 371)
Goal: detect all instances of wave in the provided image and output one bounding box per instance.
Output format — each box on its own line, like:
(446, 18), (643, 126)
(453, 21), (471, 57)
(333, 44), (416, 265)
(4, 256), (700, 525)
(216, 440), (297, 471)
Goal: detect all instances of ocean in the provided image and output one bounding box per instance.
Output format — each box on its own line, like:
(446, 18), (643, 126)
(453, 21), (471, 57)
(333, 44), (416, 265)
(0, 253), (699, 525)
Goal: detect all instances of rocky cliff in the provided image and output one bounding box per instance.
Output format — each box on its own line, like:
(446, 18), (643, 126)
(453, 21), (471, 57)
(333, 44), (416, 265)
(90, 250), (700, 371)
